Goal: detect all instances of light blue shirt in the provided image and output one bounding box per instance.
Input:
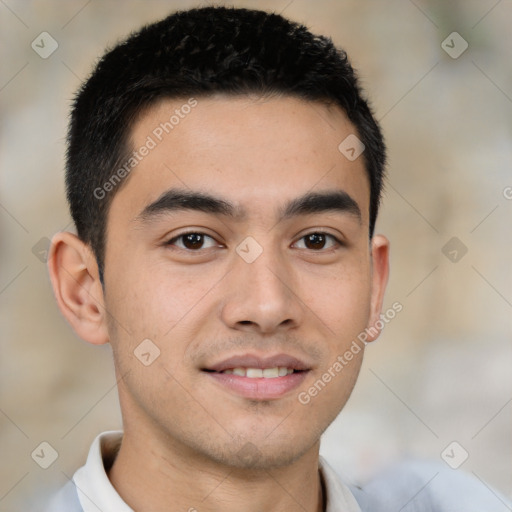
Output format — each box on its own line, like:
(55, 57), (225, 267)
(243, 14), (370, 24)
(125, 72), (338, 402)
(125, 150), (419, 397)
(42, 431), (511, 511)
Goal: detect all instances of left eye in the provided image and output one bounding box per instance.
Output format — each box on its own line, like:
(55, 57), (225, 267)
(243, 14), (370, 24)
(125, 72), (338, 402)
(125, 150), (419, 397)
(294, 232), (340, 251)
(167, 232), (219, 250)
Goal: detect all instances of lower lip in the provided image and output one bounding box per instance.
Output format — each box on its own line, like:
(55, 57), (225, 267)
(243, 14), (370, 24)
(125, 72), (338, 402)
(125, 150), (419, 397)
(204, 371), (309, 400)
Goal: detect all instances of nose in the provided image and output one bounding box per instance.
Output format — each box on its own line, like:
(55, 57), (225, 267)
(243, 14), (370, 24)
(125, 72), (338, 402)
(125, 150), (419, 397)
(220, 241), (304, 335)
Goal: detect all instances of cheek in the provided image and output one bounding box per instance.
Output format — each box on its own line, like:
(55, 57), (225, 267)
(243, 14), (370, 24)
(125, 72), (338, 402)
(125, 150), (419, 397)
(300, 262), (372, 338)
(295, 349), (364, 438)
(106, 258), (205, 337)
(105, 259), (226, 383)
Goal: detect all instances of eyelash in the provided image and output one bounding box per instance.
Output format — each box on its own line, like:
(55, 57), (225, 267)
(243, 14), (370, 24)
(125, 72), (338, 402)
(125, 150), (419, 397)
(165, 230), (343, 252)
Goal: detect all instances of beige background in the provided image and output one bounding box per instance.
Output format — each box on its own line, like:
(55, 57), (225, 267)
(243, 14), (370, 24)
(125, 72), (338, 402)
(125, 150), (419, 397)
(1, 0), (511, 509)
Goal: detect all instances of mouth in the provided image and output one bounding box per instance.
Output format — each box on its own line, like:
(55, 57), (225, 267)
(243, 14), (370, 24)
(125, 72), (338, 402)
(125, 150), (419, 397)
(207, 367), (297, 378)
(201, 353), (311, 400)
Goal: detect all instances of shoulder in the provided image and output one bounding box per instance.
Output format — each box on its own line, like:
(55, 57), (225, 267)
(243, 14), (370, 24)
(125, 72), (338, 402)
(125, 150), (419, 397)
(40, 480), (83, 512)
(349, 459), (512, 512)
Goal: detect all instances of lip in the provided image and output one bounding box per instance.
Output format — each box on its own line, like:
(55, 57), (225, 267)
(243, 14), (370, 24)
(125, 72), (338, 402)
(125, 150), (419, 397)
(203, 353), (311, 373)
(205, 370), (309, 400)
(202, 352), (312, 400)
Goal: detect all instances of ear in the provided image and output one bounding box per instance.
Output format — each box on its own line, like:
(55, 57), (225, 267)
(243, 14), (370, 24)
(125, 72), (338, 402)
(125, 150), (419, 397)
(365, 234), (390, 343)
(48, 231), (109, 345)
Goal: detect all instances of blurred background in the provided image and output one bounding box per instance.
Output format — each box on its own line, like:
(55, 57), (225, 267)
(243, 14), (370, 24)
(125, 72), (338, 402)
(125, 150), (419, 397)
(1, 0), (511, 509)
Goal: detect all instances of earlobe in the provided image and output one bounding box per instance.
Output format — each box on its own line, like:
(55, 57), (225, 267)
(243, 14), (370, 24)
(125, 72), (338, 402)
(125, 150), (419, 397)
(365, 234), (390, 343)
(48, 232), (110, 345)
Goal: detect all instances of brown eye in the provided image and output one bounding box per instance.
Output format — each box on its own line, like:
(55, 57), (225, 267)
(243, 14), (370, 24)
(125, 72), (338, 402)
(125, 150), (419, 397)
(294, 232), (340, 251)
(182, 233), (204, 249)
(305, 233), (326, 250)
(167, 232), (218, 251)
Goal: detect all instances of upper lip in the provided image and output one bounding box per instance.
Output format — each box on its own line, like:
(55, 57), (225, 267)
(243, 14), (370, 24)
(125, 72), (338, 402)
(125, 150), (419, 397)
(203, 353), (311, 372)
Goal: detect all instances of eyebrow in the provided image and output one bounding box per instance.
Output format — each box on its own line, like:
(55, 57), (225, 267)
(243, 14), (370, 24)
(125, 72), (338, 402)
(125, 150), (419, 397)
(135, 187), (362, 224)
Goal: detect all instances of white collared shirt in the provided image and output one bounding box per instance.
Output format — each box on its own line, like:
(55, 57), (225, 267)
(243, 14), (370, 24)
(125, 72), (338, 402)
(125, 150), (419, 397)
(43, 430), (512, 512)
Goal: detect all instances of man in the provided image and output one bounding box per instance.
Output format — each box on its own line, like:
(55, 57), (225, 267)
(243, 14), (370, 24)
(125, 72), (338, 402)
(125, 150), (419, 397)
(45, 6), (510, 511)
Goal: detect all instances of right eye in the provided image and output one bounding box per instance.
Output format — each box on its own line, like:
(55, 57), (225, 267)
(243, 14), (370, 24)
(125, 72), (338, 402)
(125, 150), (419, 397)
(165, 232), (220, 251)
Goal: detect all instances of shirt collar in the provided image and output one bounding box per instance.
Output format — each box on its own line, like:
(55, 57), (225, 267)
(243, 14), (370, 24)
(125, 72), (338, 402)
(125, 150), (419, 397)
(73, 430), (133, 512)
(73, 431), (361, 512)
(318, 456), (362, 512)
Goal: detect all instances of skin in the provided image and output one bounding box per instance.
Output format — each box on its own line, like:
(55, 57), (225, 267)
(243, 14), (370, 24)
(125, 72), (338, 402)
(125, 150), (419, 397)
(49, 95), (389, 512)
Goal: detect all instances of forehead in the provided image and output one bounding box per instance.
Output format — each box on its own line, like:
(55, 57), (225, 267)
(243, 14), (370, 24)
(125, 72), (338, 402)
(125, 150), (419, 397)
(112, 95), (370, 225)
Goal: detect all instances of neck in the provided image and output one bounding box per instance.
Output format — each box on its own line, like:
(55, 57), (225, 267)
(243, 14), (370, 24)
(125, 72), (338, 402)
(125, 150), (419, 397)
(108, 426), (325, 512)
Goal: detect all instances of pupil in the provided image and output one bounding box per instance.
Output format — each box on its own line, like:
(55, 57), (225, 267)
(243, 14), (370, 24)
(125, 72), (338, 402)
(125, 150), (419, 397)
(306, 233), (325, 250)
(184, 233), (203, 249)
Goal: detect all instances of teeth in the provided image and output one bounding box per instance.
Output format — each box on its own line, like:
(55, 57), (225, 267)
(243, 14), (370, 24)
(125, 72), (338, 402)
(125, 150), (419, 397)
(222, 367), (295, 378)
(262, 368), (279, 378)
(246, 368), (263, 378)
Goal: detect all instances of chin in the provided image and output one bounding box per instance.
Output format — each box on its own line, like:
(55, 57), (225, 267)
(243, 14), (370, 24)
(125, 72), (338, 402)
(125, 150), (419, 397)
(202, 433), (318, 471)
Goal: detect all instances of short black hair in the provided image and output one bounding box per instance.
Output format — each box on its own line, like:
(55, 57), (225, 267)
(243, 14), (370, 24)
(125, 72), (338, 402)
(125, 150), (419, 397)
(66, 6), (386, 281)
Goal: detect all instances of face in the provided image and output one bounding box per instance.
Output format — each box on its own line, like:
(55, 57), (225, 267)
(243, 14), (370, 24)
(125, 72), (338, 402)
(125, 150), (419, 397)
(102, 95), (388, 469)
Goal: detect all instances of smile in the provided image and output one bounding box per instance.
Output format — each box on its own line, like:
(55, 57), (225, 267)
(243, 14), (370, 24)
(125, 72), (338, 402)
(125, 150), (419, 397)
(219, 367), (295, 378)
